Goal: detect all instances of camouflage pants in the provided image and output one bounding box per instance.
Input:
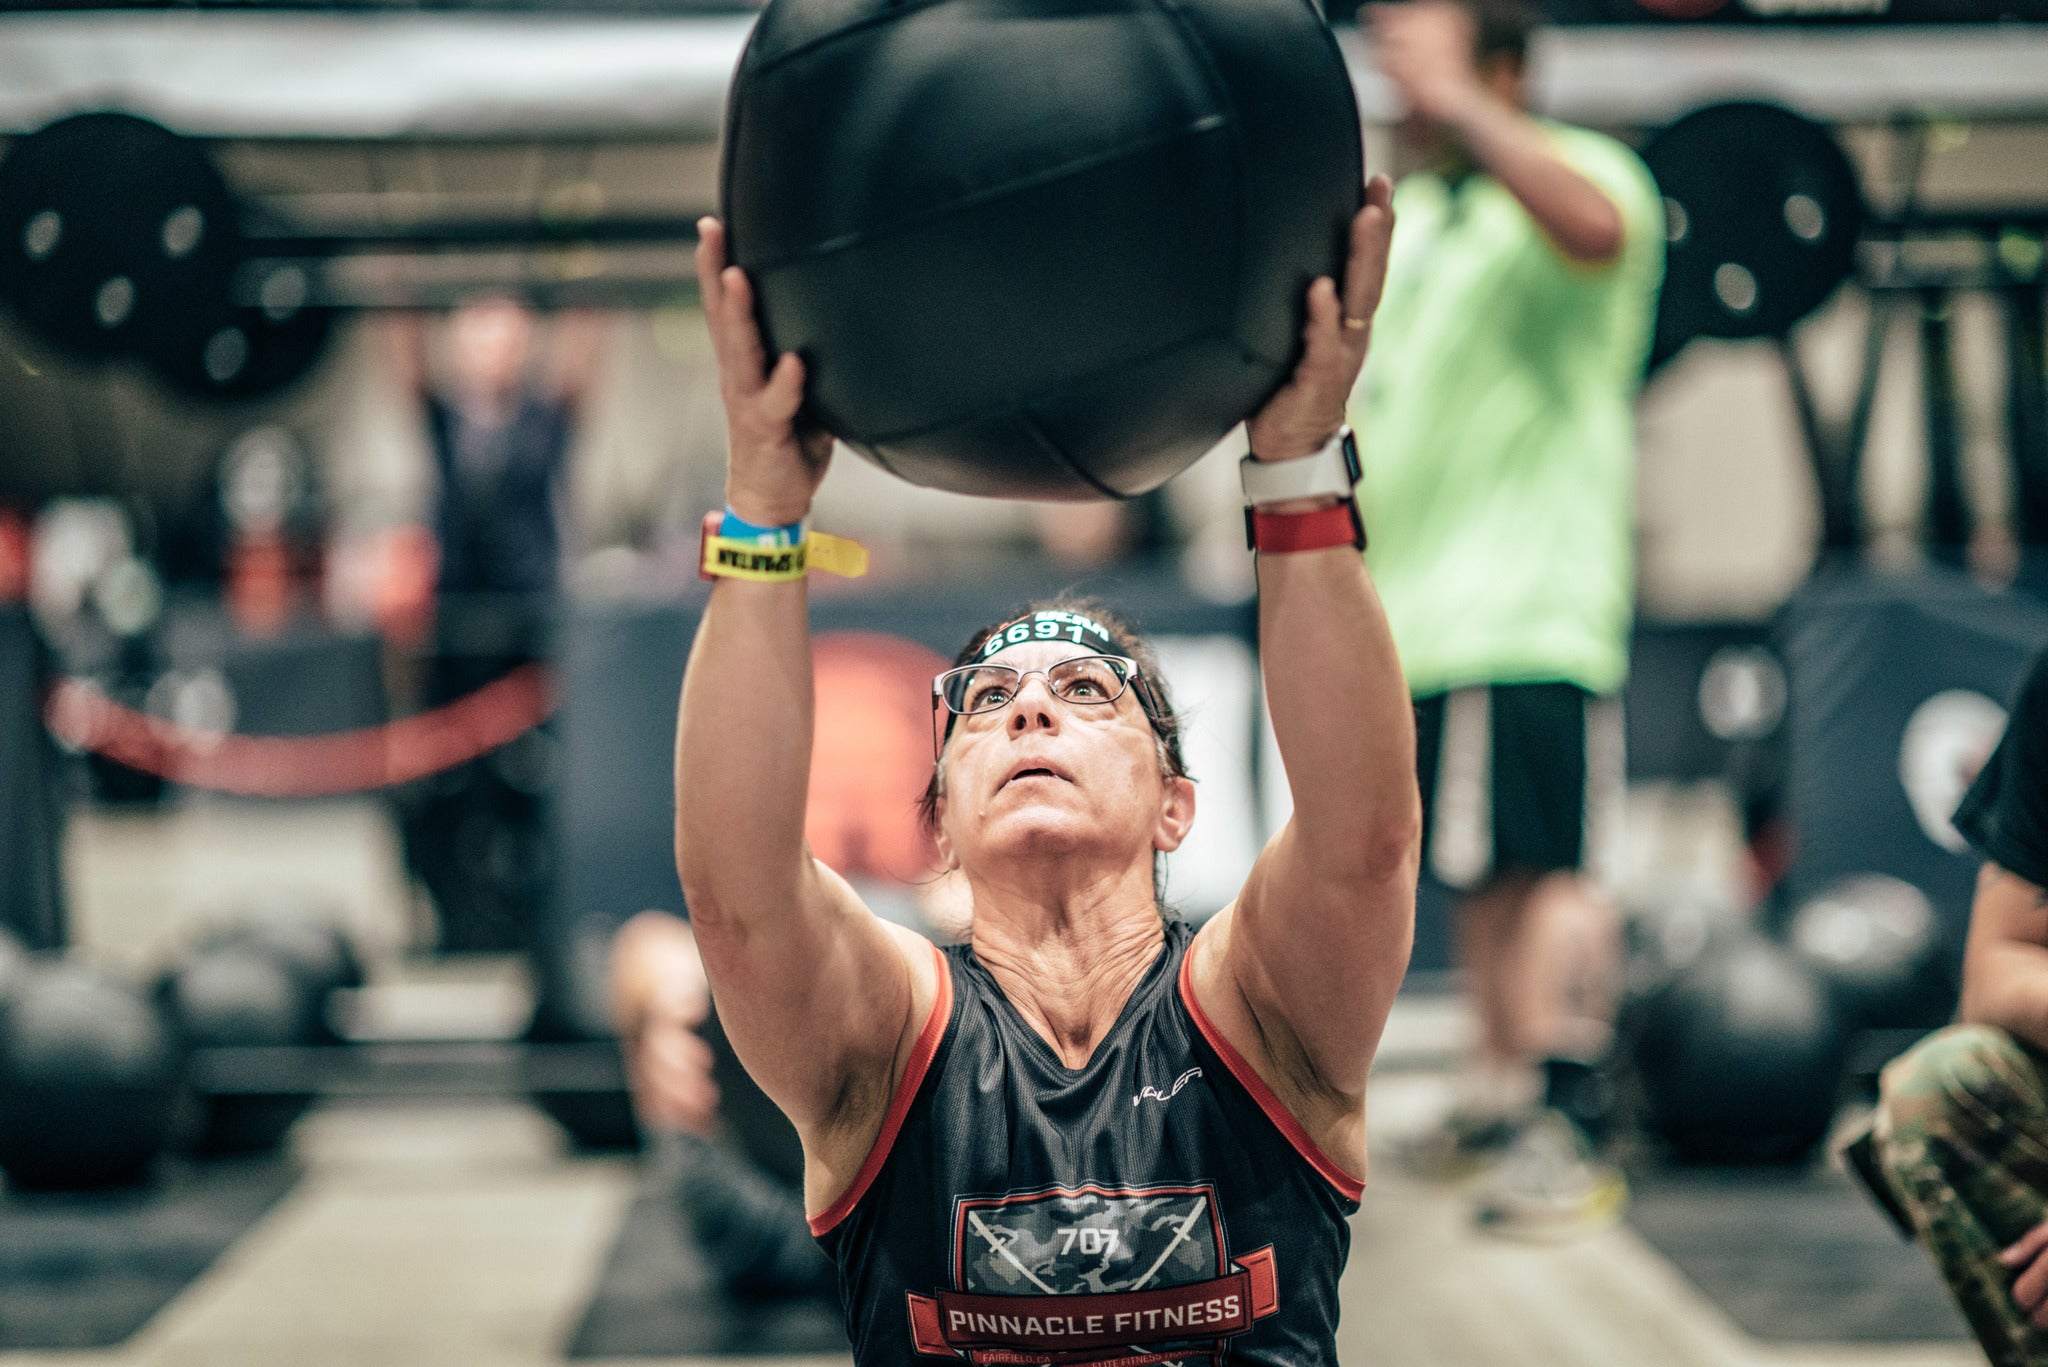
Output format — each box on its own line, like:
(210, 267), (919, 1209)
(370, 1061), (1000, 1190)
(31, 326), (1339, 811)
(1873, 1024), (2048, 1366)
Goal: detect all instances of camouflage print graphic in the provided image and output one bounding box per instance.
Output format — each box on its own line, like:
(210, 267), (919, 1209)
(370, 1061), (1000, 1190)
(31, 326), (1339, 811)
(957, 1190), (1219, 1297)
(1873, 1024), (2048, 1367)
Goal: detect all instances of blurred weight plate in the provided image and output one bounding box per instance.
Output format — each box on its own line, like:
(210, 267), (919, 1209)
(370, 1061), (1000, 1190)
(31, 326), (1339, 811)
(0, 113), (242, 363)
(144, 294), (335, 401)
(1644, 102), (1864, 365)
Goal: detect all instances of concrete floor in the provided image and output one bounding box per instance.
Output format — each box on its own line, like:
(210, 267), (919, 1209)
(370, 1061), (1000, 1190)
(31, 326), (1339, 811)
(0, 1082), (1980, 1367)
(1345, 1077), (1976, 1367)
(0, 796), (1982, 1367)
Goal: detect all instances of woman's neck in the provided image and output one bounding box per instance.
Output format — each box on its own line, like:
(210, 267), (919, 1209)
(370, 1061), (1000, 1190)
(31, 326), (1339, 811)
(969, 874), (1165, 1069)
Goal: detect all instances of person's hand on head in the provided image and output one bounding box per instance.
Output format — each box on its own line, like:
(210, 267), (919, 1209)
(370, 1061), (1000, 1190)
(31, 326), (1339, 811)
(1245, 176), (1395, 463)
(1370, 2), (1483, 125)
(2001, 1217), (2048, 1327)
(696, 218), (834, 527)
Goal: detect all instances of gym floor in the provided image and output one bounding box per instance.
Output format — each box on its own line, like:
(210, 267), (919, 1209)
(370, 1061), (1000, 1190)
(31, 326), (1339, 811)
(8, 799), (1979, 1367)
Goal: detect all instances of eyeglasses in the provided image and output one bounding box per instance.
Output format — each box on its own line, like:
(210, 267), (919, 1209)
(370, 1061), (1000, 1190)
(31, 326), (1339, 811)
(934, 654), (1140, 718)
(927, 654), (1167, 768)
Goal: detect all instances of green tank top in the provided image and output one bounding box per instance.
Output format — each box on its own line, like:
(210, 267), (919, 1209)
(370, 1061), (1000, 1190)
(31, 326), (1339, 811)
(1350, 123), (1664, 697)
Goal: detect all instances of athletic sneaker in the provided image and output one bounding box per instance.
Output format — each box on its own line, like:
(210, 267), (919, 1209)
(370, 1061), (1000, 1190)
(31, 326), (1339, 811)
(1391, 1105), (1528, 1182)
(1471, 1109), (1628, 1241)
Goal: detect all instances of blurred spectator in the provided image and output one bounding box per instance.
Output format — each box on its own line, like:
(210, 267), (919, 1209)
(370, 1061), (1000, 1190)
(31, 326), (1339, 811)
(608, 910), (836, 1299)
(608, 894), (958, 1301)
(216, 426), (326, 637)
(1357, 0), (1663, 1234)
(388, 298), (605, 616)
(381, 300), (607, 952)
(1869, 640), (2048, 1367)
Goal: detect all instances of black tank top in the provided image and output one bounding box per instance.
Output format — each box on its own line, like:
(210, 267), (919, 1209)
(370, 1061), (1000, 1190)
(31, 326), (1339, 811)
(812, 919), (1363, 1366)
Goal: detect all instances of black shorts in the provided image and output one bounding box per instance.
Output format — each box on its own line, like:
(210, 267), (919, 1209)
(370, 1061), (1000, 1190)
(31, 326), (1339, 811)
(1413, 682), (1624, 891)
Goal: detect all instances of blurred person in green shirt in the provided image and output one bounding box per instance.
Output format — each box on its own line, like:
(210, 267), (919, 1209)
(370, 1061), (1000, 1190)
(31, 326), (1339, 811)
(1355, 0), (1663, 1236)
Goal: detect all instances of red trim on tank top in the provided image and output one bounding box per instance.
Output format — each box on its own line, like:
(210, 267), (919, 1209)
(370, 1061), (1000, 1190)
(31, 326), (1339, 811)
(809, 941), (955, 1236)
(1176, 947), (1366, 1202)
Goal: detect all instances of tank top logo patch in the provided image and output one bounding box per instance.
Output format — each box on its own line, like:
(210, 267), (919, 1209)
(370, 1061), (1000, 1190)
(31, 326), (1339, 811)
(905, 1183), (1279, 1364)
(1132, 1068), (1203, 1108)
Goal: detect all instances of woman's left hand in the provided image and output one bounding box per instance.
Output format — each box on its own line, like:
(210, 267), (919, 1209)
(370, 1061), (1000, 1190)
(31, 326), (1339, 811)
(1245, 175), (1396, 463)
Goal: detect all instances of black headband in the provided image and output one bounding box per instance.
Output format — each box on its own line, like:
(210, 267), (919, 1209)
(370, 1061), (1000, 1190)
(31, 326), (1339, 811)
(975, 609), (1128, 661)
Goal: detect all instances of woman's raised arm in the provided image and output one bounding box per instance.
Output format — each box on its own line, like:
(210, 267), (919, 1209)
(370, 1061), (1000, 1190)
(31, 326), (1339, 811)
(673, 221), (937, 1201)
(1196, 178), (1420, 1113)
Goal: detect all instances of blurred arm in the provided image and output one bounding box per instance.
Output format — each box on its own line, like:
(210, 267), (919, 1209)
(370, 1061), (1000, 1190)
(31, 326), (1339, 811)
(546, 310), (611, 412)
(1959, 863), (2048, 1053)
(382, 312), (431, 399)
(1439, 94), (1624, 267)
(1372, 2), (1623, 266)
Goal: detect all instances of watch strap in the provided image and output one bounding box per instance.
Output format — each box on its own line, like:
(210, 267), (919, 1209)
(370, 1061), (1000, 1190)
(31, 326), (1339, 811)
(1244, 501), (1367, 554)
(1239, 427), (1361, 506)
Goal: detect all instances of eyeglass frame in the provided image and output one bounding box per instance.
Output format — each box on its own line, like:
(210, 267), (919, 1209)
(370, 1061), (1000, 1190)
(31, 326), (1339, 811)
(928, 653), (1162, 763)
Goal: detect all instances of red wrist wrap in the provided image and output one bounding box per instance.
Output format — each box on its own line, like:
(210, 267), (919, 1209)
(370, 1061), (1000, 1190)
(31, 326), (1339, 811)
(1245, 501), (1366, 554)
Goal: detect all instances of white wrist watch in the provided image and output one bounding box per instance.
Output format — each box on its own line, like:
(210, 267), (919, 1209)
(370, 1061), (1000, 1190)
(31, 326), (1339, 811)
(1239, 426), (1361, 506)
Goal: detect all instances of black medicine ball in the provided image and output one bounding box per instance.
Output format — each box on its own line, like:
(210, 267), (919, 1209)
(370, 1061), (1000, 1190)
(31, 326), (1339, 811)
(1630, 931), (1849, 1167)
(722, 0), (1363, 500)
(156, 943), (326, 1156)
(0, 962), (179, 1190)
(158, 943), (327, 1052)
(195, 905), (363, 1043)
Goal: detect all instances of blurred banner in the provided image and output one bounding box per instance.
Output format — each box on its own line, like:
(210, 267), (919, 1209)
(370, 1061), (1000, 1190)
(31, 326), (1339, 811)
(1780, 565), (2048, 969)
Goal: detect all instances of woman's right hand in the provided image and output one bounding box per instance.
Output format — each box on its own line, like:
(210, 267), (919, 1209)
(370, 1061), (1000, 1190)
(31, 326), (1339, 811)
(696, 218), (834, 528)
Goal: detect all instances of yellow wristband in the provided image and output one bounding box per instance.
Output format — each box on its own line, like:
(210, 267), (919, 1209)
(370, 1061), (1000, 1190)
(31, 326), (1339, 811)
(698, 515), (869, 582)
(805, 531), (869, 578)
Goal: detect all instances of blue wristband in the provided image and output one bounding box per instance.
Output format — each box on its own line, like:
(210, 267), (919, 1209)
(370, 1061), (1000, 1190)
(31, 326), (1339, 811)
(717, 507), (805, 548)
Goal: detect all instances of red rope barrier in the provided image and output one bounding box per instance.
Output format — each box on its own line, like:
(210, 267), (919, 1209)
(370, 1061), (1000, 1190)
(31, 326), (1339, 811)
(45, 665), (557, 799)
